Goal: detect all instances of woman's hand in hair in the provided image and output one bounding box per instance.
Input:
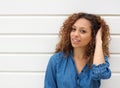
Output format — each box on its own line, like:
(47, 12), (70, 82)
(95, 27), (102, 44)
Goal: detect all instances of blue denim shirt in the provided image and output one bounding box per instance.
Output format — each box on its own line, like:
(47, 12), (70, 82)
(44, 52), (111, 88)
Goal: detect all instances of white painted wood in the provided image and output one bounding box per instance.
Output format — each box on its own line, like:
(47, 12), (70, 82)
(110, 54), (120, 72)
(104, 16), (120, 34)
(0, 0), (119, 15)
(0, 35), (58, 53)
(109, 36), (120, 54)
(101, 73), (120, 88)
(0, 16), (120, 34)
(0, 16), (64, 34)
(0, 73), (44, 88)
(0, 54), (50, 71)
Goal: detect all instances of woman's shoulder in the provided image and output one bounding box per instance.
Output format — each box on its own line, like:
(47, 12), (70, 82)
(48, 52), (66, 65)
(51, 52), (64, 58)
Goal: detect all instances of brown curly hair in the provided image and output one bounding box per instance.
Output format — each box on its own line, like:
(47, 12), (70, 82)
(55, 12), (110, 66)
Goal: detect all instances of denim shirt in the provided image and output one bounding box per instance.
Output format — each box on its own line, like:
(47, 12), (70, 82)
(44, 52), (111, 88)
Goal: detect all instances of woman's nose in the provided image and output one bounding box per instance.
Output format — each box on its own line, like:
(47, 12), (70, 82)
(74, 31), (79, 36)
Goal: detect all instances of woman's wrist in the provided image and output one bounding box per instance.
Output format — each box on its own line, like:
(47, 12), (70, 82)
(96, 39), (102, 45)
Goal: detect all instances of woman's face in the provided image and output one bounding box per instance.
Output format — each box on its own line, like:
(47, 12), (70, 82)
(70, 18), (92, 49)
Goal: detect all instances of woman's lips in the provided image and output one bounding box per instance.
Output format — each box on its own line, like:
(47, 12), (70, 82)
(72, 39), (80, 43)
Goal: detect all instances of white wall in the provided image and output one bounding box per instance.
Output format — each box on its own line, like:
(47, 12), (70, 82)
(0, 0), (120, 88)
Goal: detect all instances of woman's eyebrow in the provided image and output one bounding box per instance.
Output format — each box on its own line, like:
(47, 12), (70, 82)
(72, 25), (76, 28)
(72, 25), (88, 30)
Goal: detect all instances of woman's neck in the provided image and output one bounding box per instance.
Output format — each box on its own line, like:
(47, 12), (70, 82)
(73, 47), (86, 60)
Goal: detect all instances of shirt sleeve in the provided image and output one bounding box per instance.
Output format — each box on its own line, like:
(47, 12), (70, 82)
(44, 56), (57, 88)
(90, 56), (111, 80)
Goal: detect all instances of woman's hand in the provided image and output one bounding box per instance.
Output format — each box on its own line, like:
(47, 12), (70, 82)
(96, 27), (102, 44)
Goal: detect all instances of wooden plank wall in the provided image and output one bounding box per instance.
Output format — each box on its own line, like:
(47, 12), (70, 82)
(0, 0), (120, 88)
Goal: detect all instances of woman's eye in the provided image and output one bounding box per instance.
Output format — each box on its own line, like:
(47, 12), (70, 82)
(80, 30), (86, 33)
(71, 27), (76, 31)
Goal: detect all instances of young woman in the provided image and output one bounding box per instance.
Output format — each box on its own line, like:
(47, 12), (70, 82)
(44, 12), (111, 88)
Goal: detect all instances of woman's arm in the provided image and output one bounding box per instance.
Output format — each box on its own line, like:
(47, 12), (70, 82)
(93, 28), (105, 65)
(91, 27), (111, 80)
(44, 56), (57, 88)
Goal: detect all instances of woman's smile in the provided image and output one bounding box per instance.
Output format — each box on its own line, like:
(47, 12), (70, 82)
(71, 38), (81, 44)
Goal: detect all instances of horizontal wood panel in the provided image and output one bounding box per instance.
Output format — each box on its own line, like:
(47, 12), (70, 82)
(101, 73), (120, 88)
(0, 0), (119, 14)
(0, 54), (50, 71)
(104, 16), (120, 34)
(0, 73), (119, 88)
(109, 36), (120, 53)
(0, 73), (44, 88)
(0, 16), (120, 34)
(0, 35), (119, 53)
(110, 55), (120, 72)
(0, 16), (64, 34)
(0, 54), (119, 72)
(0, 36), (58, 53)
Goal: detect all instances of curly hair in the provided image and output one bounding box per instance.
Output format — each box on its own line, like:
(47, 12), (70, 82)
(55, 12), (110, 66)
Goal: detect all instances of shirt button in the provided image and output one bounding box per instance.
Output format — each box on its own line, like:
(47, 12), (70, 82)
(77, 77), (79, 80)
(76, 77), (79, 83)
